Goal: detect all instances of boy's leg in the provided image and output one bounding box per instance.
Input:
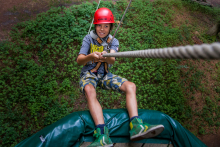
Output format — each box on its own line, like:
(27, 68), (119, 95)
(84, 84), (104, 125)
(84, 84), (113, 147)
(80, 72), (113, 146)
(119, 81), (138, 118)
(80, 71), (105, 125)
(120, 81), (164, 141)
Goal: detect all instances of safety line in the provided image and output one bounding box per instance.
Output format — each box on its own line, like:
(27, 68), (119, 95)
(103, 43), (220, 59)
(88, 0), (101, 34)
(107, 0), (132, 49)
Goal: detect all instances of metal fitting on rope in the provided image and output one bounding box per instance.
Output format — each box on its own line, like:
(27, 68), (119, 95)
(102, 43), (220, 59)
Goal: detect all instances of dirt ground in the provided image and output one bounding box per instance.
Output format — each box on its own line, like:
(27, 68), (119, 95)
(0, 0), (220, 147)
(0, 0), (219, 41)
(0, 0), (83, 41)
(208, 0), (220, 7)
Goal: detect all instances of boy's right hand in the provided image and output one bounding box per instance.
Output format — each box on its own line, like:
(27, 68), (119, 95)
(91, 52), (102, 60)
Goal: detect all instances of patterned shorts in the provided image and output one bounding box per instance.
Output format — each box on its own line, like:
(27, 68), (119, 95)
(79, 71), (128, 94)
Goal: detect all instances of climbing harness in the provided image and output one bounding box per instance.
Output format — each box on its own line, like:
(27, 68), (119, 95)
(86, 30), (113, 73)
(103, 43), (220, 59)
(89, 30), (113, 48)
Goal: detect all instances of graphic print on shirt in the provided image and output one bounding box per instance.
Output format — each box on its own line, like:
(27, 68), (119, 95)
(90, 44), (104, 53)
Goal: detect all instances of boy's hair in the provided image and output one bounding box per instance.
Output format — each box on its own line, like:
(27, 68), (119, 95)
(110, 23), (114, 32)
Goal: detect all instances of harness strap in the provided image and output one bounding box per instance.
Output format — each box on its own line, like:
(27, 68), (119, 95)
(83, 58), (105, 66)
(90, 59), (108, 73)
(90, 30), (113, 48)
(107, 37), (111, 44)
(96, 38), (102, 44)
(90, 62), (101, 72)
(105, 62), (108, 73)
(94, 59), (106, 62)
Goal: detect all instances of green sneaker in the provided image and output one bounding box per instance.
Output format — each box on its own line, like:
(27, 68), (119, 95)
(130, 118), (164, 141)
(87, 126), (113, 147)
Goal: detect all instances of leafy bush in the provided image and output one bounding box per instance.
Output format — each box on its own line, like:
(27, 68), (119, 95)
(1, 0), (219, 146)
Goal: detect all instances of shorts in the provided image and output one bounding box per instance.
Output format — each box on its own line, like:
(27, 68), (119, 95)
(79, 71), (128, 94)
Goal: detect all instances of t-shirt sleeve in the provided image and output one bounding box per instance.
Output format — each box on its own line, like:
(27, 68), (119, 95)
(109, 38), (119, 52)
(79, 35), (90, 55)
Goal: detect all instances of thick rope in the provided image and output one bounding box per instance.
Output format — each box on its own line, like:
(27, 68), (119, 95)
(107, 0), (132, 49)
(103, 43), (220, 59)
(88, 0), (101, 34)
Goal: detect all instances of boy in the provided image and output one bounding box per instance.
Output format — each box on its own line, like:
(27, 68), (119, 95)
(77, 7), (164, 147)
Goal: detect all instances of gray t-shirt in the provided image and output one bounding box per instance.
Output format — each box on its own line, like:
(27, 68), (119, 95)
(79, 32), (119, 75)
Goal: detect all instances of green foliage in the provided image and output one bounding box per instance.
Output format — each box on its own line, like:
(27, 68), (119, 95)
(108, 58), (189, 121)
(1, 0), (220, 146)
(0, 2), (97, 146)
(198, 126), (206, 135)
(179, 59), (220, 134)
(116, 0), (183, 49)
(182, 0), (220, 20)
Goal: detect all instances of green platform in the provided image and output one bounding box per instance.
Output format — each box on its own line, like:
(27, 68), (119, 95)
(16, 109), (207, 147)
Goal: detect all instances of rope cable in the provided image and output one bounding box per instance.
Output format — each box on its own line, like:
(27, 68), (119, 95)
(103, 43), (220, 59)
(107, 0), (132, 49)
(88, 0), (101, 34)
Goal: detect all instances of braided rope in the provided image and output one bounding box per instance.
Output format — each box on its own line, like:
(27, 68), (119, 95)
(88, 0), (101, 34)
(103, 43), (220, 59)
(107, 0), (132, 49)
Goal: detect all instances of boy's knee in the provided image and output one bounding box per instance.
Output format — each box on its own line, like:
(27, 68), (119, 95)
(124, 81), (136, 92)
(129, 82), (136, 91)
(84, 84), (96, 96)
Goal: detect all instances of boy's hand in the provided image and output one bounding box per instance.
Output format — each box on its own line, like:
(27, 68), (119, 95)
(92, 52), (102, 60)
(91, 51), (108, 62)
(100, 51), (107, 60)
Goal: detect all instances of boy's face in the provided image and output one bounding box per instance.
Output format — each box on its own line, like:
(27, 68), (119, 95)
(95, 23), (111, 38)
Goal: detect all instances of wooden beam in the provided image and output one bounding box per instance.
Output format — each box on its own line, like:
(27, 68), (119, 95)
(80, 142), (92, 147)
(143, 144), (173, 147)
(80, 142), (173, 147)
(114, 143), (144, 147)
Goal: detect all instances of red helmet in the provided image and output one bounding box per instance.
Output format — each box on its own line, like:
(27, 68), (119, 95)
(93, 8), (115, 24)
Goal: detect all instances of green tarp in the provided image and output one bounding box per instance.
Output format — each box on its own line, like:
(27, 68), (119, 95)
(16, 109), (207, 147)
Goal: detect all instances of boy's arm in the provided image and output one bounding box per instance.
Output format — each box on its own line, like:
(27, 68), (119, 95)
(77, 52), (102, 65)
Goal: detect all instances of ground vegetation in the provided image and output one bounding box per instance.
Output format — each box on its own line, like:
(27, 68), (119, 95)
(0, 0), (220, 146)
